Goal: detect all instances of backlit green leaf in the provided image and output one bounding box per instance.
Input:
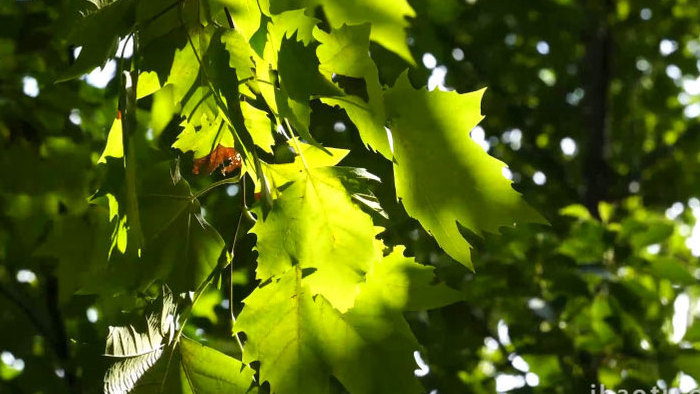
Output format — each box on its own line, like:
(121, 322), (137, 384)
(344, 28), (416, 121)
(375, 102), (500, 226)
(316, 24), (391, 158)
(320, 0), (416, 64)
(251, 167), (376, 312)
(98, 117), (124, 164)
(385, 73), (545, 269)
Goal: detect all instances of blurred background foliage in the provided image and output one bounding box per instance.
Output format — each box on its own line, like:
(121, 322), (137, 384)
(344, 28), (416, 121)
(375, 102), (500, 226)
(2, 0), (700, 393)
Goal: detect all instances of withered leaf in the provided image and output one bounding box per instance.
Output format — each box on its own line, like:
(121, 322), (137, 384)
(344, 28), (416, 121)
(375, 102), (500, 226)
(192, 144), (242, 176)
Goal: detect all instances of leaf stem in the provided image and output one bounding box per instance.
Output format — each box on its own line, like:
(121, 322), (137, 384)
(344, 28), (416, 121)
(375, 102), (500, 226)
(284, 119), (310, 171)
(192, 175), (242, 200)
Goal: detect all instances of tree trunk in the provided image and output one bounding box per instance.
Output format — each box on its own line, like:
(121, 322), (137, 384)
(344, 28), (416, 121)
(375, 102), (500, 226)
(582, 0), (613, 218)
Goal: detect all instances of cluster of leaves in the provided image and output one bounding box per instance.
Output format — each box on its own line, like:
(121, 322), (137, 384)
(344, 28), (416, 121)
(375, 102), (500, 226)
(409, 198), (700, 392)
(32, 0), (544, 392)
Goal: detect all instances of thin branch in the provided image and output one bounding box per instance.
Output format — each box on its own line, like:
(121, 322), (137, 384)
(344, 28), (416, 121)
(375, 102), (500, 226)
(192, 175), (242, 200)
(229, 210), (246, 353)
(224, 7), (235, 29)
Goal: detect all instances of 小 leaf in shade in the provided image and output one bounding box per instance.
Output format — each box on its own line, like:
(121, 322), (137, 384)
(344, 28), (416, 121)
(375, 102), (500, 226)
(192, 144), (243, 176)
(34, 206), (112, 304)
(275, 33), (343, 148)
(277, 34), (341, 102)
(57, 0), (136, 81)
(137, 163), (226, 293)
(384, 73), (546, 270)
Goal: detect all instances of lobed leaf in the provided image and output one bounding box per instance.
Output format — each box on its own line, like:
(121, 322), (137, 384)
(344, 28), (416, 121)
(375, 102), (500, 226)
(250, 166), (377, 312)
(384, 73), (546, 270)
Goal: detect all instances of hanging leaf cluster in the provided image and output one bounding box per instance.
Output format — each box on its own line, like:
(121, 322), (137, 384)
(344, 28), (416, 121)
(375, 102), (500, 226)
(55, 0), (544, 392)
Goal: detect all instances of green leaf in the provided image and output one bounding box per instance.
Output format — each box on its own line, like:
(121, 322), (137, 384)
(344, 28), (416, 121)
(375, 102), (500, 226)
(135, 0), (184, 46)
(327, 166), (388, 219)
(58, 0), (136, 81)
(250, 140), (348, 192)
(178, 337), (256, 393)
(211, 0), (264, 41)
(557, 221), (607, 264)
(235, 246), (459, 394)
(221, 30), (256, 80)
(94, 159), (225, 293)
(250, 167), (377, 312)
(241, 101), (275, 154)
(151, 84), (178, 136)
(235, 268), (340, 394)
(314, 24), (374, 78)
(137, 71), (162, 99)
(138, 164), (226, 292)
(560, 204), (594, 221)
(319, 0), (416, 64)
(172, 114), (235, 159)
(675, 352), (700, 379)
(360, 246), (464, 311)
(278, 34), (342, 102)
(263, 0), (415, 63)
(235, 266), (422, 394)
(622, 218), (674, 249)
(190, 287), (222, 324)
(647, 257), (696, 285)
(34, 206), (112, 303)
(268, 9), (318, 50)
(384, 73), (545, 270)
(316, 24), (392, 158)
(98, 117), (124, 164)
(263, 11), (341, 145)
(165, 27), (212, 105)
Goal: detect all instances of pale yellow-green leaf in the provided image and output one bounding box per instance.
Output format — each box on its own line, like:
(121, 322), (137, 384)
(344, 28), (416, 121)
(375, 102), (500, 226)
(150, 84), (177, 136)
(98, 117), (123, 164)
(250, 166), (375, 311)
(211, 0), (264, 41)
(241, 101), (274, 153)
(136, 71), (161, 99)
(250, 140), (348, 193)
(221, 30), (256, 80)
(172, 114), (235, 159)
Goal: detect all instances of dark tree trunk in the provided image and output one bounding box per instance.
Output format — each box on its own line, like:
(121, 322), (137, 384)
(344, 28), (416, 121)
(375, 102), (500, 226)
(581, 0), (613, 218)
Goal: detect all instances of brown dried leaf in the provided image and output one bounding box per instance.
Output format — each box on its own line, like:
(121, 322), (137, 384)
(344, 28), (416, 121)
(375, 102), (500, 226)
(192, 144), (242, 176)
